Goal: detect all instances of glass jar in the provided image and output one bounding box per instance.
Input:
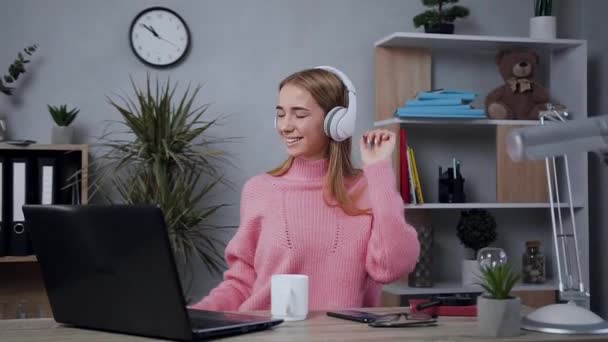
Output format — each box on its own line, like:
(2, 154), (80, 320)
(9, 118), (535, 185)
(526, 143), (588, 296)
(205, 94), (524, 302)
(522, 240), (546, 284)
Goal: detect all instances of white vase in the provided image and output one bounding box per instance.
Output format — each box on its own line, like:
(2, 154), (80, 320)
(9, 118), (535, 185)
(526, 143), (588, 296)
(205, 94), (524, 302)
(461, 259), (480, 285)
(0, 116), (7, 141)
(530, 16), (556, 39)
(477, 295), (522, 337)
(51, 125), (74, 144)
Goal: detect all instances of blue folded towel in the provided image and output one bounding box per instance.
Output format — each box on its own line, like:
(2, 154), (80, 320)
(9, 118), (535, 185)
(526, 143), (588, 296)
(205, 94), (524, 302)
(397, 107), (485, 115)
(406, 98), (470, 106)
(417, 90), (478, 101)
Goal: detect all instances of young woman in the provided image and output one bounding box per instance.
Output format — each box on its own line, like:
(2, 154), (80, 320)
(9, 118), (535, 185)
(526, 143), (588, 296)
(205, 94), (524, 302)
(190, 66), (420, 311)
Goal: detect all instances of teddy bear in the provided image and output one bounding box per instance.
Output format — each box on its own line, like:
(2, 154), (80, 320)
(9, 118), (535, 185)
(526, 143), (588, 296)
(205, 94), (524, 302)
(485, 49), (550, 120)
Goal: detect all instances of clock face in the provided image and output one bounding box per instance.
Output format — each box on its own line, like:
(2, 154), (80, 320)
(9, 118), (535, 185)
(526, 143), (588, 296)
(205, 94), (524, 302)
(130, 7), (190, 67)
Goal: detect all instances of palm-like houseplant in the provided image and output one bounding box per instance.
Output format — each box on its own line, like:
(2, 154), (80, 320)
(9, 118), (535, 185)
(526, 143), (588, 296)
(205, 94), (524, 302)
(476, 263), (522, 337)
(92, 76), (234, 288)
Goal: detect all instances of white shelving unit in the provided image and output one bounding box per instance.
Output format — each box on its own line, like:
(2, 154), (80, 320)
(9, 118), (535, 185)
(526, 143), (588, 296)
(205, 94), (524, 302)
(403, 202), (580, 210)
(375, 32), (585, 52)
(374, 117), (542, 127)
(374, 32), (588, 302)
(384, 279), (559, 296)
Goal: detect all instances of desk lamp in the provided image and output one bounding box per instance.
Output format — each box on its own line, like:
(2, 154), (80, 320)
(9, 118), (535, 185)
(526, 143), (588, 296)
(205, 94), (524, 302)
(507, 108), (608, 334)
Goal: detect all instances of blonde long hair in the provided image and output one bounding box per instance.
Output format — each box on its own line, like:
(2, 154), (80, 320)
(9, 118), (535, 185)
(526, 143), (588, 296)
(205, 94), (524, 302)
(268, 68), (370, 216)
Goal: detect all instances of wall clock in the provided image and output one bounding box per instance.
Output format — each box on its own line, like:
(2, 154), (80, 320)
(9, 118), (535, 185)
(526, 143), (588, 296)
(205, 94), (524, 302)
(130, 7), (191, 67)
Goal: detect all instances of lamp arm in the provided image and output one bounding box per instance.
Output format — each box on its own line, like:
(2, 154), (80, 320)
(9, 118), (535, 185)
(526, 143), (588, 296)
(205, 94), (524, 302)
(507, 114), (608, 163)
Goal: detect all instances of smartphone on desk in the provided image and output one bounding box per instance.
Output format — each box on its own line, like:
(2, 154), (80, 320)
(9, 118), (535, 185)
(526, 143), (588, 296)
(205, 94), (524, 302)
(326, 310), (382, 323)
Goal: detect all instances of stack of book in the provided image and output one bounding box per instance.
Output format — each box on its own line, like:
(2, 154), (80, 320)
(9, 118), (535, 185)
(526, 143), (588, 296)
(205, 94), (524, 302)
(399, 129), (424, 205)
(395, 89), (486, 119)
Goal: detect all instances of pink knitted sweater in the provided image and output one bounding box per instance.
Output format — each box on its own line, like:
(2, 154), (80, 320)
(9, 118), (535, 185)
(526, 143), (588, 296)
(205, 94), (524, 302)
(190, 158), (420, 311)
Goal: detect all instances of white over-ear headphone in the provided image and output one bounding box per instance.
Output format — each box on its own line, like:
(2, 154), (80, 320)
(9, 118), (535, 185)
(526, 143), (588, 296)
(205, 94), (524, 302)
(275, 66), (357, 142)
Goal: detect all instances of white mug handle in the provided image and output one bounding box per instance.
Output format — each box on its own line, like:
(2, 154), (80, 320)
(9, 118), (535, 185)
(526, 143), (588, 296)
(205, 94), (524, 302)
(285, 288), (296, 317)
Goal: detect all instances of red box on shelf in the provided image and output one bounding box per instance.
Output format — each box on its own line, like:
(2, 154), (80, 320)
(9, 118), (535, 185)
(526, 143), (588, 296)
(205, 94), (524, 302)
(409, 298), (477, 317)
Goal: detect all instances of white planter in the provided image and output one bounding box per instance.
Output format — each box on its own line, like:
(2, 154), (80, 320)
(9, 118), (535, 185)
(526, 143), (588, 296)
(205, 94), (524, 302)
(477, 295), (522, 337)
(0, 116), (7, 141)
(51, 125), (74, 144)
(461, 259), (480, 285)
(530, 16), (556, 39)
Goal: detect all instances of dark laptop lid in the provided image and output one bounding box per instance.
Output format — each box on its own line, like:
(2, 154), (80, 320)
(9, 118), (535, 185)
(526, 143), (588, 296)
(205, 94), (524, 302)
(23, 205), (193, 341)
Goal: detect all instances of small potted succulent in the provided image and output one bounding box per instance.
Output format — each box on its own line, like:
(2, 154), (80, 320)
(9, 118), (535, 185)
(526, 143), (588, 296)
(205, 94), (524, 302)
(476, 263), (522, 337)
(456, 209), (497, 285)
(48, 104), (79, 144)
(530, 0), (556, 39)
(413, 0), (470, 34)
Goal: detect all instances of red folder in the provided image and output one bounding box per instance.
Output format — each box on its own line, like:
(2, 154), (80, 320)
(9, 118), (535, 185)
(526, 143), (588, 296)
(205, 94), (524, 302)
(399, 128), (410, 203)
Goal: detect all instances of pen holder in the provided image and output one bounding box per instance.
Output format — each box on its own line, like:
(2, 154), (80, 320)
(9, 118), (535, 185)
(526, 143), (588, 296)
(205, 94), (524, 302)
(438, 166), (466, 203)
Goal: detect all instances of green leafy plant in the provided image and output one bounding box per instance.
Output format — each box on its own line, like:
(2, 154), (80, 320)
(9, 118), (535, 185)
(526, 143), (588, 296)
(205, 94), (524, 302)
(534, 0), (553, 16)
(456, 209), (497, 258)
(0, 45), (38, 96)
(92, 75), (236, 275)
(48, 104), (79, 127)
(413, 0), (470, 29)
(477, 263), (520, 299)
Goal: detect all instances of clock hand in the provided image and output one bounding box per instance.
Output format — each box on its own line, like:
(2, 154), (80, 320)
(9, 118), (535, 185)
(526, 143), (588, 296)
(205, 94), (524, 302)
(160, 37), (179, 48)
(149, 25), (161, 38)
(140, 24), (180, 48)
(140, 23), (159, 38)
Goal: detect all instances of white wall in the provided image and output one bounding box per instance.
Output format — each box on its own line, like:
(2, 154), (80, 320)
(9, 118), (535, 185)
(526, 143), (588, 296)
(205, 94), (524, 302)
(1, 0), (574, 304)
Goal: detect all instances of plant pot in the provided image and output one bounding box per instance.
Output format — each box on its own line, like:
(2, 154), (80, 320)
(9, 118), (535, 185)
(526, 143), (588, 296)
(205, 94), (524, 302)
(461, 259), (480, 285)
(477, 295), (521, 337)
(51, 125), (74, 144)
(424, 23), (454, 34)
(530, 16), (556, 39)
(0, 115), (7, 141)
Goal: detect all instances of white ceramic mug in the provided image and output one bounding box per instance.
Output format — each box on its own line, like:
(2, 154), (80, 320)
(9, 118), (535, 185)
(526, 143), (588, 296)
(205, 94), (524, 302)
(271, 274), (309, 321)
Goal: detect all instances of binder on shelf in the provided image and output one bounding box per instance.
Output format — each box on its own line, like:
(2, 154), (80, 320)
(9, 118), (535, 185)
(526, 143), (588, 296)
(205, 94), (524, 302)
(400, 128), (410, 203)
(56, 158), (80, 205)
(0, 157), (5, 256)
(8, 158), (33, 256)
(410, 148), (424, 204)
(38, 158), (57, 205)
(407, 147), (417, 205)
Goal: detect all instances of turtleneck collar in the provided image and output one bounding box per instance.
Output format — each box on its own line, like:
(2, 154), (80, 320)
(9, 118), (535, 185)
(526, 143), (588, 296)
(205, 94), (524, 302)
(283, 157), (329, 181)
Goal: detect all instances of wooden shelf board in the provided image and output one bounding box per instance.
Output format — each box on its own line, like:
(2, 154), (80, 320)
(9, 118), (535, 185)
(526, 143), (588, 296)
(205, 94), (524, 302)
(384, 279), (558, 295)
(0, 256), (37, 263)
(0, 144), (87, 151)
(375, 32), (585, 52)
(404, 202), (582, 209)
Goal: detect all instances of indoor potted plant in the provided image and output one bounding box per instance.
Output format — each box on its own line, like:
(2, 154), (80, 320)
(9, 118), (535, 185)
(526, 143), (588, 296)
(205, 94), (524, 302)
(476, 263), (522, 337)
(530, 0), (556, 39)
(413, 0), (470, 34)
(0, 44), (38, 141)
(456, 209), (497, 285)
(91, 75), (234, 302)
(48, 104), (79, 144)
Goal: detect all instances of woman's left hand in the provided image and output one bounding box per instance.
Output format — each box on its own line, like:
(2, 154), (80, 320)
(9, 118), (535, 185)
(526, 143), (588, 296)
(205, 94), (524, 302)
(360, 129), (396, 166)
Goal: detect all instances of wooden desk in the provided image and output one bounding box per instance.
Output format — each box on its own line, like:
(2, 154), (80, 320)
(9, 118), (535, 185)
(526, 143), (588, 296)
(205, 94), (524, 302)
(0, 307), (604, 342)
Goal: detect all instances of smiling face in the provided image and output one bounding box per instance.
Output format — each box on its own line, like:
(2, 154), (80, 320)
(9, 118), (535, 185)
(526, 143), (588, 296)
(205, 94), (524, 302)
(275, 84), (330, 160)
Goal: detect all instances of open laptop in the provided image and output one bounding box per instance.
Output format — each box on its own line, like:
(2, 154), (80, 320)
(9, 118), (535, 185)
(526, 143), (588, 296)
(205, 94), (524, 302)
(22, 205), (283, 341)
